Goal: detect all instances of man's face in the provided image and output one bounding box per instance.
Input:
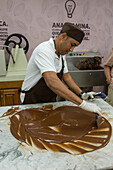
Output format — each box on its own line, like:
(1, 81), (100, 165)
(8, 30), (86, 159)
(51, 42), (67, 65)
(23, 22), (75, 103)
(58, 33), (80, 55)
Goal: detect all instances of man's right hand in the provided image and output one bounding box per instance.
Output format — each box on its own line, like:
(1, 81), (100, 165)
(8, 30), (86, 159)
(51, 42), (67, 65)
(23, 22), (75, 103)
(79, 100), (102, 115)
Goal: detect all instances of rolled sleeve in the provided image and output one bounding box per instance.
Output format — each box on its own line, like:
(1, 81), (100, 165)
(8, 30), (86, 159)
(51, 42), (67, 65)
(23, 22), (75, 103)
(63, 56), (69, 74)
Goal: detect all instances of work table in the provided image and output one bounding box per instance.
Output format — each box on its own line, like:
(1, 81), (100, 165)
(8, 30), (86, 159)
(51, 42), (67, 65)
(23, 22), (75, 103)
(0, 99), (113, 170)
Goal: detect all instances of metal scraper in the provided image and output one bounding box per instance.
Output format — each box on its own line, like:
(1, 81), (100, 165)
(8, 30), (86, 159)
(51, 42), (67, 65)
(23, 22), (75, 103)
(95, 113), (99, 128)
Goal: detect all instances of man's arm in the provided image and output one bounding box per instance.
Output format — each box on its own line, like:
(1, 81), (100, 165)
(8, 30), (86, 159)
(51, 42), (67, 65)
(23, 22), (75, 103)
(43, 71), (102, 114)
(43, 71), (82, 105)
(62, 72), (82, 95)
(104, 65), (111, 84)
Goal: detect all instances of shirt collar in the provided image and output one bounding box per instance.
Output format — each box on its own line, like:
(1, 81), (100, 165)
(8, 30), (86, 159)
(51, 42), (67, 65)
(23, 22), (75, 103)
(49, 38), (60, 59)
(49, 38), (66, 60)
(49, 38), (56, 51)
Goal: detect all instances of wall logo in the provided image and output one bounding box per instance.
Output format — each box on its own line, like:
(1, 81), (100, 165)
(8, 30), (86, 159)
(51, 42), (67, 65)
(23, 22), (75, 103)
(0, 20), (8, 42)
(51, 22), (90, 40)
(65, 0), (76, 18)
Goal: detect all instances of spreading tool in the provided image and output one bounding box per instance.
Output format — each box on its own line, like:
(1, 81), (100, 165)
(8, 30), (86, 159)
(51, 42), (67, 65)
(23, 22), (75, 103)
(88, 92), (107, 100)
(95, 113), (99, 128)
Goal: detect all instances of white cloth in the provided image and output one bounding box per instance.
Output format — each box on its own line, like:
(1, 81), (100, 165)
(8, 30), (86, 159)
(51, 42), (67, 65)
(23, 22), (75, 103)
(20, 38), (68, 103)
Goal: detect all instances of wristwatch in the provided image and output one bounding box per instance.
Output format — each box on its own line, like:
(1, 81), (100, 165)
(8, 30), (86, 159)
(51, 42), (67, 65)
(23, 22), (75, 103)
(78, 91), (85, 98)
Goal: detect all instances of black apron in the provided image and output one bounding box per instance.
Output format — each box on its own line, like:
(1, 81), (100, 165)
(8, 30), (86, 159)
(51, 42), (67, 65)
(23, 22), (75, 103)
(21, 58), (64, 104)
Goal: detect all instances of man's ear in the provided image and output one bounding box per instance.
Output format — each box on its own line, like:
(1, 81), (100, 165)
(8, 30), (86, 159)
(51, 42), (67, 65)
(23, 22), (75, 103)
(60, 33), (67, 40)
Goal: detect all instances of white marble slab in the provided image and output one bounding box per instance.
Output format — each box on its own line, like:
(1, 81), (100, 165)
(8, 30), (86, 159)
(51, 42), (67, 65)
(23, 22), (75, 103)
(0, 99), (113, 170)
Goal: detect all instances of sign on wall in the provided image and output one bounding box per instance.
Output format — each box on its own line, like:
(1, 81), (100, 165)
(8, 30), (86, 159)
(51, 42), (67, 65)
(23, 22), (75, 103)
(51, 22), (90, 40)
(65, 0), (76, 18)
(0, 21), (8, 43)
(0, 0), (113, 61)
(51, 0), (90, 41)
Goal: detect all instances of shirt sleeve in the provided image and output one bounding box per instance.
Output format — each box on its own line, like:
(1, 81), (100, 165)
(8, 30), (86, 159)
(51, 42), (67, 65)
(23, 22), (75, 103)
(34, 49), (56, 75)
(104, 49), (113, 67)
(63, 55), (69, 73)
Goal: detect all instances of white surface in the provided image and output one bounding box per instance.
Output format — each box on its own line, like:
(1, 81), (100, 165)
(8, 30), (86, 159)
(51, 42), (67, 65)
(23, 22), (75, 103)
(0, 71), (26, 82)
(0, 46), (27, 82)
(0, 50), (6, 76)
(8, 47), (27, 73)
(0, 99), (113, 170)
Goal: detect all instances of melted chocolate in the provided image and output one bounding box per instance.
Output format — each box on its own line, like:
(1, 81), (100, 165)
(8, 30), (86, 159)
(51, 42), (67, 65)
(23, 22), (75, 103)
(0, 105), (112, 154)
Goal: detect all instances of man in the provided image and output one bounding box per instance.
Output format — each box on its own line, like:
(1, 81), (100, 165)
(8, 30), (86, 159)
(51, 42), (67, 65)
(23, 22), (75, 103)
(20, 22), (101, 114)
(104, 48), (113, 106)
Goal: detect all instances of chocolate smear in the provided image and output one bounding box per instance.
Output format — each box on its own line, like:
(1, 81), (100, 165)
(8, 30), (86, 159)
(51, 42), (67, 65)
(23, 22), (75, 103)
(0, 105), (112, 155)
